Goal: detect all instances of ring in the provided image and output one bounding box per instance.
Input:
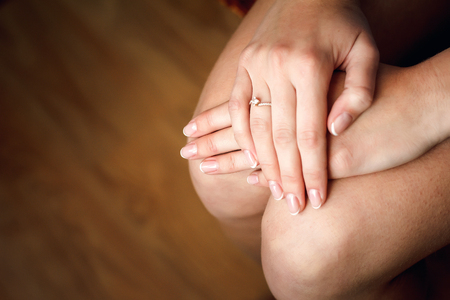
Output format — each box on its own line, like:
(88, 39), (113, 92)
(249, 96), (271, 107)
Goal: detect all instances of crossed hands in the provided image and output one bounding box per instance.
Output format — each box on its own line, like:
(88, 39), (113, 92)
(225, 0), (378, 212)
(181, 0), (445, 215)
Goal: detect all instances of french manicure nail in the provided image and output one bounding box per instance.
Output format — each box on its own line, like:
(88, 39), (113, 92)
(286, 194), (301, 215)
(331, 112), (353, 136)
(183, 121), (197, 137)
(199, 159), (218, 174)
(309, 189), (323, 209)
(247, 174), (259, 185)
(180, 143), (197, 159)
(269, 181), (284, 200)
(244, 150), (257, 168)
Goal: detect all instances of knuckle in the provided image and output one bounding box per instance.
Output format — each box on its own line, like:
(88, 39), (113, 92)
(281, 173), (300, 186)
(205, 136), (218, 154)
(239, 44), (257, 66)
(228, 98), (243, 113)
(273, 126), (295, 146)
(269, 44), (292, 69)
(350, 87), (373, 110)
(250, 117), (270, 136)
(223, 154), (237, 172)
(302, 168), (325, 183)
(297, 48), (322, 70)
(232, 128), (246, 142)
(258, 161), (278, 173)
(297, 130), (321, 149)
(329, 142), (354, 175)
(201, 110), (215, 129)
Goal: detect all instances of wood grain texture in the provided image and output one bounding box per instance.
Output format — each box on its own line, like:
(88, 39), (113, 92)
(0, 0), (272, 299)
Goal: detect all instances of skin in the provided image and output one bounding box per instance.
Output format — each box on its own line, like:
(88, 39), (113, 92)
(183, 0), (450, 298)
(183, 56), (450, 180)
(228, 0), (379, 209)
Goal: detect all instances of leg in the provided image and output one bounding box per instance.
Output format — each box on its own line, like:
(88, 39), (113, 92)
(189, 0), (450, 262)
(262, 135), (450, 299)
(188, 0), (275, 260)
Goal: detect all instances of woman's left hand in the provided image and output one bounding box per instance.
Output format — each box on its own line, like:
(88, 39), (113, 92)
(228, 0), (379, 209)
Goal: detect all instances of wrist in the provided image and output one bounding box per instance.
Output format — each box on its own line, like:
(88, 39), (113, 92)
(418, 49), (450, 142)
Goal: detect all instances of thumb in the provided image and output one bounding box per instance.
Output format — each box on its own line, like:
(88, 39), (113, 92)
(328, 32), (379, 136)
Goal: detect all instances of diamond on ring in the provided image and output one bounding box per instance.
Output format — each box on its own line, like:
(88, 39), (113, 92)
(249, 96), (271, 107)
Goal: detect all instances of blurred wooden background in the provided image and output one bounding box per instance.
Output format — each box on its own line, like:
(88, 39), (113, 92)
(0, 0), (272, 299)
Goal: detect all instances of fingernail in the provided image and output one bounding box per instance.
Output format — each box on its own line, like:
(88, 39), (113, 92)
(286, 194), (301, 215)
(247, 174), (259, 185)
(244, 150), (257, 168)
(180, 143), (197, 159)
(199, 159), (218, 174)
(269, 181), (284, 200)
(309, 189), (323, 209)
(331, 112), (353, 136)
(183, 121), (197, 137)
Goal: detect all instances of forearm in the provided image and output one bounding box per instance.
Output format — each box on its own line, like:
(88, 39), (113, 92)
(425, 48), (450, 141)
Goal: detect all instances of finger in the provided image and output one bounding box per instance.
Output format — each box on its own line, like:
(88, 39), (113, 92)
(270, 79), (305, 214)
(249, 89), (284, 200)
(293, 62), (330, 209)
(199, 150), (254, 174)
(180, 127), (239, 160)
(328, 33), (379, 136)
(247, 170), (306, 218)
(229, 66), (258, 168)
(183, 102), (231, 138)
(246, 170), (268, 187)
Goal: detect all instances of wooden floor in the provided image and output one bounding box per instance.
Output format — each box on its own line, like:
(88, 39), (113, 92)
(0, 0), (272, 299)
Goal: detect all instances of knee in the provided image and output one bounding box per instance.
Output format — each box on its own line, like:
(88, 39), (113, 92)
(261, 207), (361, 299)
(188, 159), (267, 220)
(189, 159), (228, 219)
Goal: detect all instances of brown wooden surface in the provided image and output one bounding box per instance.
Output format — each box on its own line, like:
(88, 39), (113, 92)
(0, 0), (272, 299)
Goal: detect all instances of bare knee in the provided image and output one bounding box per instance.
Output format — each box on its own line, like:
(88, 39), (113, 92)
(261, 203), (366, 299)
(188, 159), (269, 220)
(188, 159), (234, 219)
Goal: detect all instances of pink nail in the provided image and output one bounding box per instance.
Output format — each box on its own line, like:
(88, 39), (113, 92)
(247, 174), (259, 185)
(331, 112), (353, 136)
(200, 159), (218, 174)
(269, 181), (284, 200)
(180, 143), (197, 159)
(286, 194), (301, 215)
(309, 189), (323, 209)
(183, 121), (197, 137)
(244, 150), (257, 168)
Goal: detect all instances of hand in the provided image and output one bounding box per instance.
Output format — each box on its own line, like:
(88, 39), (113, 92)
(250, 62), (449, 181)
(328, 61), (450, 179)
(228, 0), (379, 210)
(182, 61), (449, 199)
(181, 102), (251, 175)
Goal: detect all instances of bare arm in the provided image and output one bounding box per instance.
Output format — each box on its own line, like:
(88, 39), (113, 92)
(188, 0), (450, 261)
